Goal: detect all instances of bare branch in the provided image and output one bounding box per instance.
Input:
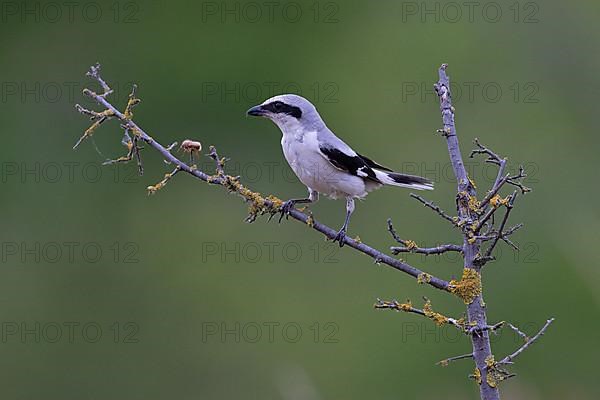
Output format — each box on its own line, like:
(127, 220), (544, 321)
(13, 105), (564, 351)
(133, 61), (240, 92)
(480, 166), (529, 210)
(496, 318), (555, 366)
(86, 62), (113, 97)
(209, 146), (226, 176)
(409, 193), (457, 226)
(387, 219), (462, 255)
(505, 166), (531, 194)
(467, 320), (505, 337)
(482, 191), (518, 260)
(479, 173), (510, 210)
(473, 200), (503, 233)
(102, 133), (136, 166)
(469, 138), (508, 191)
(469, 138), (505, 166)
(477, 223), (523, 242)
(507, 323), (530, 342)
(437, 353), (473, 367)
(132, 135), (144, 175)
(390, 244), (463, 256)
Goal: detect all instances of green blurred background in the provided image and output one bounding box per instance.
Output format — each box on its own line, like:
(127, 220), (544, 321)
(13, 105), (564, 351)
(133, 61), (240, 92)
(1, 0), (598, 398)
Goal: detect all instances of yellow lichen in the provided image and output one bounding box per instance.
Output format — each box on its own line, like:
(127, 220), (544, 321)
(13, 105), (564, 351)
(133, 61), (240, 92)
(484, 355), (506, 388)
(130, 126), (143, 137)
(146, 168), (180, 195)
(354, 236), (362, 243)
(473, 367), (482, 385)
(373, 299), (413, 312)
(266, 195), (283, 208)
(404, 240), (418, 250)
(449, 268), (482, 304)
(417, 273), (432, 284)
(468, 176), (477, 189)
(73, 109), (115, 149)
(423, 299), (449, 326)
(216, 174), (284, 222)
(467, 195), (481, 212)
(306, 214), (314, 227)
(398, 299), (413, 312)
(498, 196), (510, 206)
(490, 194), (510, 208)
(124, 90), (140, 120)
(489, 194), (501, 208)
(487, 373), (498, 388)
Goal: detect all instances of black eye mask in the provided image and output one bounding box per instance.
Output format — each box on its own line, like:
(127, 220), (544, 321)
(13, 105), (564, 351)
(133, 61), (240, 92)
(263, 101), (302, 119)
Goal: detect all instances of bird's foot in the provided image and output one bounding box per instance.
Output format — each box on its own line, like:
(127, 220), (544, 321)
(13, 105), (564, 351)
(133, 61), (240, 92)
(278, 200), (296, 223)
(332, 228), (347, 247)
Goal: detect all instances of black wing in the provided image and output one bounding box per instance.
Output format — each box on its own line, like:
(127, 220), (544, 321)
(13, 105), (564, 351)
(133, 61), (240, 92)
(357, 153), (393, 172)
(319, 145), (382, 183)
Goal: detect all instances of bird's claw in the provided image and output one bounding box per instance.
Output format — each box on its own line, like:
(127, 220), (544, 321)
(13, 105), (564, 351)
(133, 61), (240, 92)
(332, 228), (347, 247)
(278, 200), (295, 223)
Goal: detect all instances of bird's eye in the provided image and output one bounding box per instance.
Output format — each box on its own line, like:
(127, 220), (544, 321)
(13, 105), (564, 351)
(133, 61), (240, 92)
(273, 101), (283, 110)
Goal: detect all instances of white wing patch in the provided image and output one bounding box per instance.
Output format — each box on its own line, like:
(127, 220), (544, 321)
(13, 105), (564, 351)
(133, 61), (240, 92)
(356, 166), (370, 178)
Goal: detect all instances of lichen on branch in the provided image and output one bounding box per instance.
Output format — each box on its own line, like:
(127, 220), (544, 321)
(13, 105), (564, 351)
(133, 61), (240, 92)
(449, 268), (482, 304)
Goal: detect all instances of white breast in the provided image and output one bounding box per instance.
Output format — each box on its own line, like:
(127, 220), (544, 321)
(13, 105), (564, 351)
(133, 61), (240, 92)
(281, 131), (368, 199)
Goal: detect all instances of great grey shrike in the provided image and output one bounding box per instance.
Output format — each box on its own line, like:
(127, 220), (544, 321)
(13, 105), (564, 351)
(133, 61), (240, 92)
(247, 94), (433, 247)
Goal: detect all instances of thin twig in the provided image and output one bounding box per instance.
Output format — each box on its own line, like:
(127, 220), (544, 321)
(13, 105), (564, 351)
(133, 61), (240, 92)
(475, 223), (523, 250)
(470, 138), (507, 191)
(437, 353), (473, 367)
(467, 320), (505, 337)
(483, 191), (517, 260)
(86, 62), (113, 97)
(374, 298), (467, 331)
(480, 166), (528, 210)
(507, 323), (530, 342)
(390, 244), (462, 255)
(209, 146), (226, 176)
(387, 219), (462, 255)
(469, 138), (504, 165)
(496, 318), (555, 366)
(506, 166), (531, 194)
(479, 173), (510, 210)
(409, 193), (456, 225)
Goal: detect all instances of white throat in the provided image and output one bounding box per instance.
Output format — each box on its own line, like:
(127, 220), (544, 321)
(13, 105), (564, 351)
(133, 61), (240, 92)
(273, 117), (308, 142)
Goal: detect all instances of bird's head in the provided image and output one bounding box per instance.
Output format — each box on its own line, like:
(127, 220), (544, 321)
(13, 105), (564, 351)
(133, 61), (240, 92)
(247, 94), (324, 134)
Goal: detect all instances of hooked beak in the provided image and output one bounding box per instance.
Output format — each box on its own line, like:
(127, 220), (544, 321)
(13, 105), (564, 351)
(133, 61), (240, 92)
(247, 105), (266, 117)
